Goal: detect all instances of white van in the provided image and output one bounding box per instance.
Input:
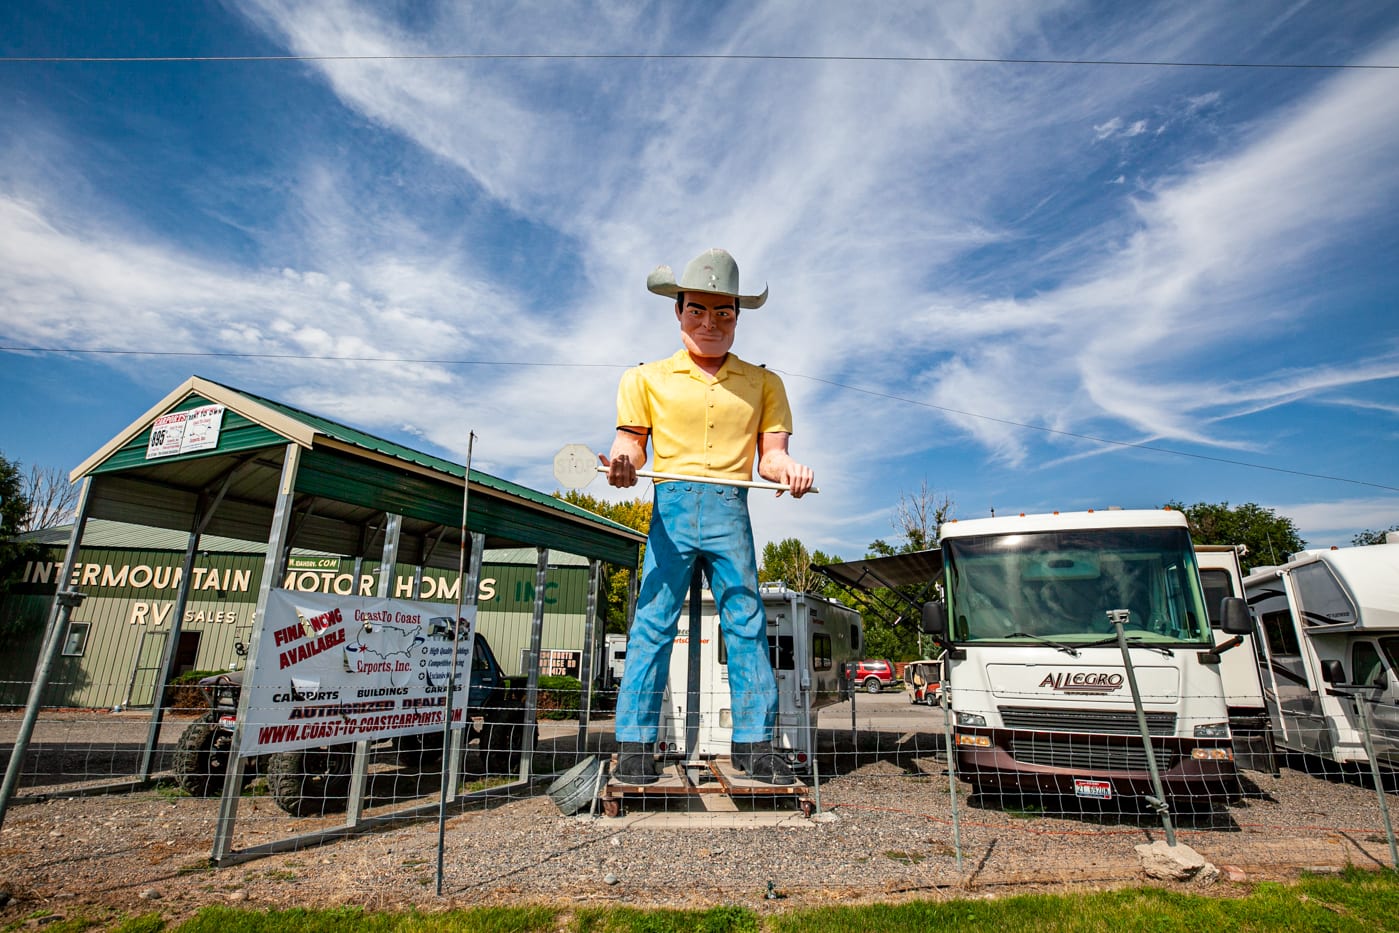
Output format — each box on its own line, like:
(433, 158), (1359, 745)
(1244, 538), (1399, 768)
(656, 582), (863, 772)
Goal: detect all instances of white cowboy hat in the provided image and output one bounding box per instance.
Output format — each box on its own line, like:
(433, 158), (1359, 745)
(646, 248), (768, 310)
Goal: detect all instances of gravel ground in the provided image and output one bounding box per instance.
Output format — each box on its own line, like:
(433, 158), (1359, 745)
(2, 697), (1397, 926)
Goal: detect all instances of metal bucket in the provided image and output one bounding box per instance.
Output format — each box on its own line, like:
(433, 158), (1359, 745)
(546, 755), (601, 815)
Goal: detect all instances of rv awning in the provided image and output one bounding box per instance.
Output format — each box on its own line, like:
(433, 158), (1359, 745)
(816, 549), (943, 592)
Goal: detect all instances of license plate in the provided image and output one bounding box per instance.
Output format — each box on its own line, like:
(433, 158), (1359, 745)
(1074, 779), (1113, 800)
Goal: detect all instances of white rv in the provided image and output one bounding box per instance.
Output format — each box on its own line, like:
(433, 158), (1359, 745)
(923, 509), (1249, 803)
(1244, 538), (1399, 768)
(601, 633), (628, 689)
(1195, 545), (1273, 769)
(656, 582), (863, 772)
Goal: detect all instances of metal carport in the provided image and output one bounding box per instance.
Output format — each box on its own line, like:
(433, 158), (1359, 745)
(0, 375), (642, 848)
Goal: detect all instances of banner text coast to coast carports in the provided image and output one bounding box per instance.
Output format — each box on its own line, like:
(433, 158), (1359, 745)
(240, 590), (475, 757)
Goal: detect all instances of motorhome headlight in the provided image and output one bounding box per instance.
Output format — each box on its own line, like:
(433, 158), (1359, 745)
(956, 712), (987, 727)
(1192, 722), (1230, 739)
(1191, 747), (1234, 761)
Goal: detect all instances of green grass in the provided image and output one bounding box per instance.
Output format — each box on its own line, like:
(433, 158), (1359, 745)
(11, 870), (1399, 933)
(768, 869), (1399, 932)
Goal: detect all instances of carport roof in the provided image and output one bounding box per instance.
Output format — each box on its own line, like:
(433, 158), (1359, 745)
(67, 376), (643, 568)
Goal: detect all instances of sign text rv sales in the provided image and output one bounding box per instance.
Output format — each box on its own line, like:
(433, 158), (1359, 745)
(241, 590), (474, 756)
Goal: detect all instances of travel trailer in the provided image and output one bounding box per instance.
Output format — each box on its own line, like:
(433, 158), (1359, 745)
(1244, 537), (1399, 769)
(923, 509), (1249, 803)
(656, 582), (863, 772)
(1195, 545), (1274, 771)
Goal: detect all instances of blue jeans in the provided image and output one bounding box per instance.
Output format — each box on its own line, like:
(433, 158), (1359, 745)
(615, 482), (776, 744)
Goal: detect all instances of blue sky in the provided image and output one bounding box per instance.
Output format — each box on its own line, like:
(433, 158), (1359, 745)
(2, 1), (1397, 561)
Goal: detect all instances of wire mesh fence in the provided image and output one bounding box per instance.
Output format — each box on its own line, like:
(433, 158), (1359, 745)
(3, 673), (1398, 907)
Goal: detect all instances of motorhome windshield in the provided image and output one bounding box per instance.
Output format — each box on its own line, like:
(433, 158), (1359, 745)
(943, 527), (1211, 645)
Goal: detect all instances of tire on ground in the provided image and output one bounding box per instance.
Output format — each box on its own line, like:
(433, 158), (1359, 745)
(864, 677), (883, 694)
(172, 714), (232, 797)
(266, 745), (354, 817)
(393, 730), (446, 772)
(480, 712), (524, 776)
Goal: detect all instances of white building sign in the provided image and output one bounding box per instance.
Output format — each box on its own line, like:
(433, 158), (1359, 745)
(145, 404), (226, 459)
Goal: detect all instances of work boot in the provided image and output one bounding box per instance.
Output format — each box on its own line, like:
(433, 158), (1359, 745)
(613, 742), (659, 785)
(731, 741), (796, 786)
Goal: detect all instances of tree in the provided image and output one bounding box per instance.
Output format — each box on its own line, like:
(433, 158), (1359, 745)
(758, 537), (840, 596)
(555, 490), (652, 634)
(1353, 525), (1399, 547)
(1164, 500), (1305, 574)
(20, 464), (79, 532)
(857, 484), (955, 662)
(1, 452), (39, 597)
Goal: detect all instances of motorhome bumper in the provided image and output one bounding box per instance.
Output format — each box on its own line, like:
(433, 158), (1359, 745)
(953, 729), (1240, 798)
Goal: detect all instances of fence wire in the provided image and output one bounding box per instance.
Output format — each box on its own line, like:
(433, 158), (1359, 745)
(2, 675), (1397, 907)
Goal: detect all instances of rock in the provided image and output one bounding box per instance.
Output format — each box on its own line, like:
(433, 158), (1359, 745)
(1221, 864), (1247, 882)
(139, 889), (161, 900)
(1135, 840), (1217, 882)
(604, 873), (619, 885)
(226, 891), (248, 903)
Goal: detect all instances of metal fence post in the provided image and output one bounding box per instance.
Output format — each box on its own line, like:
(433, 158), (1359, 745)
(0, 476), (92, 834)
(1111, 609), (1177, 847)
(1351, 691), (1399, 869)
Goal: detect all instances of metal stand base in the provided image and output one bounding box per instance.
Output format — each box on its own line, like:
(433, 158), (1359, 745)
(600, 756), (815, 818)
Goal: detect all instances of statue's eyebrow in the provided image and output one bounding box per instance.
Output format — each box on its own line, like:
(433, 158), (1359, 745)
(685, 298), (736, 311)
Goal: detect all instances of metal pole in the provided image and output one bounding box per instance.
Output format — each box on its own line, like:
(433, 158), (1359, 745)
(795, 591), (822, 813)
(437, 434), (475, 897)
(344, 513), (403, 826)
(137, 526), (200, 779)
(685, 566), (703, 766)
(1352, 692), (1399, 869)
(576, 560), (601, 753)
(212, 443), (301, 862)
(941, 672), (963, 872)
(1110, 609), (1176, 847)
(0, 476), (92, 833)
(140, 460), (249, 779)
(521, 547), (549, 780)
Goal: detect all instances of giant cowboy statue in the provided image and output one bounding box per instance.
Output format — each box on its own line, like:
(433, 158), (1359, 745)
(600, 248), (815, 785)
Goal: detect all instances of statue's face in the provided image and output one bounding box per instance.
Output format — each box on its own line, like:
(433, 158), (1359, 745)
(676, 292), (739, 360)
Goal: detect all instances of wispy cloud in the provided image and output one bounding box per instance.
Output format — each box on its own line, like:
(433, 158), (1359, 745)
(3, 1), (1398, 555)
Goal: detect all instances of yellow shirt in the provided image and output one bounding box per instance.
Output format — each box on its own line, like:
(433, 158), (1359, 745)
(616, 349), (794, 482)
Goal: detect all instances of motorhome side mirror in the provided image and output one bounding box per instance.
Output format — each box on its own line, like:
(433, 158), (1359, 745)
(921, 600), (948, 637)
(1320, 659), (1346, 685)
(1220, 598), (1252, 636)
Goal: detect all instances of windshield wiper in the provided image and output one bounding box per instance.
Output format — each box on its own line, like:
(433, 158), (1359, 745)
(1079, 634), (1174, 656)
(1007, 632), (1080, 657)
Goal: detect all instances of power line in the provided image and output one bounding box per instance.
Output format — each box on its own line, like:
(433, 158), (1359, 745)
(1, 52), (1395, 70)
(775, 369), (1399, 495)
(4, 343), (1396, 493)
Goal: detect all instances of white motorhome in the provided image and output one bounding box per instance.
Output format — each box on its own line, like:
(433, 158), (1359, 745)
(1195, 545), (1273, 769)
(923, 509), (1249, 803)
(1244, 538), (1399, 768)
(656, 582), (863, 772)
(601, 633), (628, 689)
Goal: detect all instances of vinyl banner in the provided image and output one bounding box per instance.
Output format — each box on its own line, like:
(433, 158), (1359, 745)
(240, 590), (475, 756)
